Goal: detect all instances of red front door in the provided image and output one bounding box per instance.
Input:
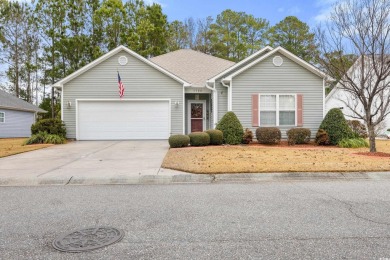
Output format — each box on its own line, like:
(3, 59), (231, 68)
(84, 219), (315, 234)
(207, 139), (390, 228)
(190, 103), (204, 132)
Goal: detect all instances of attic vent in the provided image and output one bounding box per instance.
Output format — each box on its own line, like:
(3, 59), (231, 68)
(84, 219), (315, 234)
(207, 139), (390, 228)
(273, 56), (283, 67)
(118, 56), (128, 66)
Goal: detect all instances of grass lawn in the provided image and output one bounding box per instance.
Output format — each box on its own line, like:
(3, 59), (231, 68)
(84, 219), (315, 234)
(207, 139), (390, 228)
(162, 140), (390, 174)
(0, 138), (53, 158)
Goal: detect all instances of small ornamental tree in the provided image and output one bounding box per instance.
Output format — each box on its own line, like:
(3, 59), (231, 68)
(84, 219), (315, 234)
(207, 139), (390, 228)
(319, 108), (354, 145)
(216, 112), (244, 145)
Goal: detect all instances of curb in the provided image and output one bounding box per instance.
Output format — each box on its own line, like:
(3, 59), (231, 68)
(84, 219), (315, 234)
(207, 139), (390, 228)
(0, 172), (389, 187)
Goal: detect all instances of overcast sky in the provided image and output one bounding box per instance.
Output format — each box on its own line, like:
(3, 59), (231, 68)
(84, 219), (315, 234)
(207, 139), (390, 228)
(145, 0), (338, 26)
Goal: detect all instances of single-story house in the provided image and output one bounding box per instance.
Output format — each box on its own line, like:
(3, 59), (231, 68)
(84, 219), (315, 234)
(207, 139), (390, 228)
(0, 89), (46, 138)
(325, 57), (390, 135)
(53, 45), (330, 140)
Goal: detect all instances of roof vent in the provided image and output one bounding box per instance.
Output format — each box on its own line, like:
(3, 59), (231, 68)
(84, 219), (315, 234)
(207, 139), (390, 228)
(118, 56), (128, 66)
(273, 56), (283, 67)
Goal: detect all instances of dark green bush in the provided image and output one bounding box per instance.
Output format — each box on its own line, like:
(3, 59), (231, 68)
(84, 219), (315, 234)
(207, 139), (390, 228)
(315, 129), (330, 145)
(338, 138), (369, 148)
(319, 108), (354, 145)
(189, 132), (210, 146)
(216, 112), (244, 145)
(24, 131), (66, 145)
(242, 128), (253, 144)
(205, 129), (223, 145)
(256, 127), (281, 144)
(347, 120), (368, 138)
(168, 135), (190, 148)
(286, 128), (311, 145)
(31, 118), (66, 137)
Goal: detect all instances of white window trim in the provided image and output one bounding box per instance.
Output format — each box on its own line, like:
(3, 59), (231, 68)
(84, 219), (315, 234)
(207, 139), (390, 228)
(0, 112), (4, 123)
(187, 100), (206, 134)
(258, 94), (297, 126)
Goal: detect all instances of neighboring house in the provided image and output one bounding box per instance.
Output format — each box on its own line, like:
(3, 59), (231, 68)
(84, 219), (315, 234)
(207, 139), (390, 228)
(0, 90), (46, 138)
(325, 58), (390, 135)
(53, 45), (329, 140)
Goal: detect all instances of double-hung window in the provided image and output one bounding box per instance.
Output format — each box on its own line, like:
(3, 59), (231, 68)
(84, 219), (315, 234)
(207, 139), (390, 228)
(0, 112), (4, 123)
(259, 94), (296, 126)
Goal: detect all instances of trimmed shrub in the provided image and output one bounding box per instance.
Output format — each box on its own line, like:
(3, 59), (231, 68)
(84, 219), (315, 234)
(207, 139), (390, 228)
(319, 108), (354, 145)
(338, 138), (369, 148)
(168, 135), (190, 148)
(189, 132), (210, 146)
(31, 118), (66, 137)
(242, 128), (253, 144)
(24, 131), (66, 145)
(216, 112), (244, 145)
(256, 127), (281, 144)
(315, 129), (330, 145)
(347, 120), (368, 138)
(205, 129), (223, 145)
(286, 128), (311, 145)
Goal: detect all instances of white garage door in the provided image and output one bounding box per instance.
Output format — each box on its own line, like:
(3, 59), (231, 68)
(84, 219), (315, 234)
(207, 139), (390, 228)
(77, 100), (170, 140)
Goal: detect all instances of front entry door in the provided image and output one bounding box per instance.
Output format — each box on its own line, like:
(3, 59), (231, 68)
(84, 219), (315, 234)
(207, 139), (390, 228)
(189, 101), (206, 132)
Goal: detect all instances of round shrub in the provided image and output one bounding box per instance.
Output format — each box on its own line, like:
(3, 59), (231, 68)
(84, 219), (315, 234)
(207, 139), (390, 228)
(242, 128), (253, 144)
(315, 129), (330, 145)
(205, 129), (223, 145)
(256, 127), (281, 144)
(31, 118), (66, 137)
(216, 112), (244, 145)
(286, 128), (311, 145)
(347, 120), (368, 138)
(189, 132), (210, 146)
(168, 135), (190, 148)
(319, 108), (354, 145)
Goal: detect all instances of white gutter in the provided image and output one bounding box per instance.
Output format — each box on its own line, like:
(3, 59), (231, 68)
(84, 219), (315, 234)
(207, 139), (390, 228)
(221, 79), (231, 111)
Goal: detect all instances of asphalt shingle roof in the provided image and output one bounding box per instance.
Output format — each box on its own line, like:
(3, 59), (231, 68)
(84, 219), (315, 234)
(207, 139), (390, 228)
(0, 89), (46, 113)
(150, 49), (235, 87)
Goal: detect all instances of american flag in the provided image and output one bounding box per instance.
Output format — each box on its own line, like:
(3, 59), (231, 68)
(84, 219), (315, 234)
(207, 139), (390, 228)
(117, 72), (125, 98)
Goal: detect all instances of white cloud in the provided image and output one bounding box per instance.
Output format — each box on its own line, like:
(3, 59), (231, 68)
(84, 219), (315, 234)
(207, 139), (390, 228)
(314, 0), (344, 23)
(277, 7), (285, 13)
(288, 6), (301, 15)
(144, 0), (166, 7)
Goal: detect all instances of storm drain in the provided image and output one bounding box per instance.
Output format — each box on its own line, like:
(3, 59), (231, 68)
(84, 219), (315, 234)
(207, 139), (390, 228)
(52, 227), (124, 253)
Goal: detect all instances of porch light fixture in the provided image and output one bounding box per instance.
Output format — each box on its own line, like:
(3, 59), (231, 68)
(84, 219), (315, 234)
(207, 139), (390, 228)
(174, 101), (179, 108)
(67, 101), (72, 108)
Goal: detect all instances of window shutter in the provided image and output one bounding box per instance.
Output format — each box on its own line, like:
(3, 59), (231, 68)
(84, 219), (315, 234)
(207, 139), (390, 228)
(297, 94), (303, 127)
(252, 94), (259, 127)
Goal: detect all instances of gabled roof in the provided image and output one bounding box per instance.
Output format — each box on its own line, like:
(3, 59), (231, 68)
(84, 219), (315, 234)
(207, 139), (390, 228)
(150, 49), (235, 87)
(53, 45), (191, 88)
(222, 46), (330, 82)
(207, 46), (274, 82)
(0, 89), (46, 113)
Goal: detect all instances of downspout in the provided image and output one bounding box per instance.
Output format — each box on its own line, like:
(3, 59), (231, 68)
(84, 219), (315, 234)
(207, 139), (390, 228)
(206, 80), (217, 128)
(221, 78), (231, 111)
(183, 83), (191, 134)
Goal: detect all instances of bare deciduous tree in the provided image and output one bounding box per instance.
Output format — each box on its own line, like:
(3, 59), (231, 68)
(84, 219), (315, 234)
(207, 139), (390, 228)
(317, 0), (390, 152)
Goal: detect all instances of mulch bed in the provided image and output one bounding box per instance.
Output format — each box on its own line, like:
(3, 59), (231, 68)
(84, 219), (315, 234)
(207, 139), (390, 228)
(247, 141), (335, 149)
(354, 152), (390, 158)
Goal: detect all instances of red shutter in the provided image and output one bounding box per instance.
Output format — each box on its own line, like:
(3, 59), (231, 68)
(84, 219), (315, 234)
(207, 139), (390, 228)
(297, 94), (303, 127)
(252, 94), (259, 127)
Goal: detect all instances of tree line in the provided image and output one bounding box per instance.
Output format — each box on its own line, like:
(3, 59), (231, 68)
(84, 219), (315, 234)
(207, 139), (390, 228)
(0, 0), (319, 110)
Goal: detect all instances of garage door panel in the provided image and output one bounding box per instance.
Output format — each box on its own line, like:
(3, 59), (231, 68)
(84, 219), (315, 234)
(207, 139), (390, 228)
(77, 100), (170, 140)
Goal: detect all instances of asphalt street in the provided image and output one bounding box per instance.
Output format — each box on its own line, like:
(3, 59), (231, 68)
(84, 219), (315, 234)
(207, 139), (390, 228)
(1, 180), (390, 259)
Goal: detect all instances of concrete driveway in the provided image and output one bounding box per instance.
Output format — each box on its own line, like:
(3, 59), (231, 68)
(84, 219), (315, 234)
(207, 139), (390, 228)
(0, 141), (187, 185)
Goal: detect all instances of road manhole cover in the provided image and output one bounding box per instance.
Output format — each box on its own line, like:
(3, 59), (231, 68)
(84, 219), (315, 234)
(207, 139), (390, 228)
(52, 227), (124, 253)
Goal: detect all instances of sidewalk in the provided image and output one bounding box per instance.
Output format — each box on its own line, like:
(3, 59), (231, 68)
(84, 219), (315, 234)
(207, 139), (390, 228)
(1, 170), (390, 186)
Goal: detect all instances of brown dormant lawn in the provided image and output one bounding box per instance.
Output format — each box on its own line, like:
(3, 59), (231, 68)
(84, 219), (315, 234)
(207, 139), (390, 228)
(162, 140), (390, 174)
(0, 138), (53, 158)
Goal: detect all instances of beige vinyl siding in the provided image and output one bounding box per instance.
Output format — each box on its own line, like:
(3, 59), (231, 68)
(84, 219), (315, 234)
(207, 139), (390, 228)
(232, 53), (324, 138)
(62, 50), (184, 139)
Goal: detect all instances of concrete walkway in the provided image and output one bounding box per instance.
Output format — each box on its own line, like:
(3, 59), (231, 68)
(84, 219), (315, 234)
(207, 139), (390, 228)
(1, 140), (390, 186)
